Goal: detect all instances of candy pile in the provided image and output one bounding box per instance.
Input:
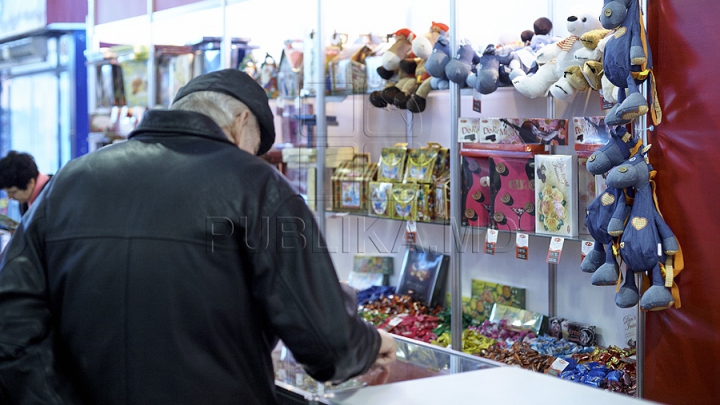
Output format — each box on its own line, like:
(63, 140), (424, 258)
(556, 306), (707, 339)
(357, 285), (395, 306)
(480, 342), (555, 373)
(379, 313), (440, 343)
(530, 335), (595, 357)
(469, 320), (536, 348)
(432, 329), (496, 355)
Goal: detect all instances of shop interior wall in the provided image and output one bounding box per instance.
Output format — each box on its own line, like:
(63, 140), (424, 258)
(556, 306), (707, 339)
(644, 1), (720, 403)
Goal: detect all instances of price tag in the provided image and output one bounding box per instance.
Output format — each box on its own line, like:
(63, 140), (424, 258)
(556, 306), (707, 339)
(405, 220), (417, 245)
(600, 92), (614, 110)
(546, 237), (565, 264)
(384, 314), (406, 332)
(516, 233), (529, 260)
(472, 89), (482, 113)
(581, 240), (595, 262)
(485, 229), (498, 255)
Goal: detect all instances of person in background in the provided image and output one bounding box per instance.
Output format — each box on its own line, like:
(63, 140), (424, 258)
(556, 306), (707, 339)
(0, 151), (52, 216)
(0, 69), (396, 405)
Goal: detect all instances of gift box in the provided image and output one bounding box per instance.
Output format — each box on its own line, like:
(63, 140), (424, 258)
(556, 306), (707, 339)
(434, 174), (451, 222)
(577, 156), (608, 238)
(364, 41), (392, 93)
(377, 144), (408, 182)
(349, 255), (394, 290)
(470, 279), (526, 322)
(390, 183), (418, 220)
(415, 183), (434, 222)
(572, 116), (611, 147)
(155, 45), (194, 108)
(460, 154), (491, 227)
(459, 117), (568, 146)
(489, 303), (545, 334)
(331, 154), (377, 213)
(535, 154), (578, 237)
(368, 181), (394, 218)
(396, 245), (450, 308)
(330, 44), (374, 95)
(115, 45), (149, 107)
(487, 154), (536, 232)
(404, 142), (450, 184)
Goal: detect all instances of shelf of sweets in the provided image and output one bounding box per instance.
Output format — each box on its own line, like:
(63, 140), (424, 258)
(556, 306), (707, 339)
(355, 286), (637, 397)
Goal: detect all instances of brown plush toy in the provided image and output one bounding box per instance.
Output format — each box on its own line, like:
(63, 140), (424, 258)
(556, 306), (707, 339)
(369, 28), (415, 108)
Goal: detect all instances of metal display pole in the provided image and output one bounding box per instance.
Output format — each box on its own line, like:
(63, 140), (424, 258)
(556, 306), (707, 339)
(315, 0), (327, 236)
(220, 0), (231, 70)
(448, 0), (463, 354)
(147, 0), (156, 108)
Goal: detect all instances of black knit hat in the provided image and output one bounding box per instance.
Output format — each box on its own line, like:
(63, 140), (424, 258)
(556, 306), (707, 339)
(173, 69), (275, 156)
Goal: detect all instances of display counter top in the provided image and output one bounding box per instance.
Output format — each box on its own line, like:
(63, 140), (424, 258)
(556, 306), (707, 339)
(328, 366), (660, 405)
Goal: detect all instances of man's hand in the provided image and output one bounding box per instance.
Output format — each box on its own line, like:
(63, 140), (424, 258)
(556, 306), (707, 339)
(373, 329), (397, 368)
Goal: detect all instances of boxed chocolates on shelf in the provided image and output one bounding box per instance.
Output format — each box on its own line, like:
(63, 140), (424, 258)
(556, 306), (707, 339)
(488, 303), (545, 334)
(331, 153), (377, 213)
(396, 245), (450, 308)
(534, 154), (578, 237)
(404, 142), (450, 184)
(458, 117), (568, 146)
(460, 154), (491, 227)
(470, 279), (526, 322)
(377, 143), (408, 183)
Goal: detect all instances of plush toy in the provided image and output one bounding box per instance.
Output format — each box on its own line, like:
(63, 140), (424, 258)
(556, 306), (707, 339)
(425, 35), (451, 90)
(600, 0), (661, 126)
(513, 12), (602, 99)
(549, 29), (611, 102)
(405, 22), (449, 112)
(444, 40), (480, 86)
(604, 145), (680, 310)
(581, 127), (639, 278)
(529, 17), (555, 51)
(510, 42), (561, 98)
(369, 29), (415, 108)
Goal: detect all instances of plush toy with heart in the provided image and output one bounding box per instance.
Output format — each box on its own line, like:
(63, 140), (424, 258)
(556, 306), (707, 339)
(600, 0), (661, 125)
(604, 145), (682, 310)
(581, 127), (640, 279)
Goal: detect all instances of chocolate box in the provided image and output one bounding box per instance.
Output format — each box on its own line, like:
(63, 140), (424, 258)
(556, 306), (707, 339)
(390, 183), (418, 221)
(331, 154), (377, 213)
(489, 303), (545, 334)
(535, 154), (578, 237)
(459, 117), (568, 146)
(460, 154), (491, 227)
(470, 279), (526, 322)
(488, 155), (536, 232)
(368, 181), (394, 218)
(572, 116), (611, 147)
(434, 174), (451, 222)
(396, 245), (450, 308)
(377, 144), (408, 183)
(330, 44), (373, 95)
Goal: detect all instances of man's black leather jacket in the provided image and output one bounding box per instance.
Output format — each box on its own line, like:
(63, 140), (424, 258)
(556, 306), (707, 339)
(0, 110), (380, 404)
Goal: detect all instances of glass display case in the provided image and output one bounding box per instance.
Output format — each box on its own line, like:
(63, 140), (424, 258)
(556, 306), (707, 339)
(273, 335), (500, 404)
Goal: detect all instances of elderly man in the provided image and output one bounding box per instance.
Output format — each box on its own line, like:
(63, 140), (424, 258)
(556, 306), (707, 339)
(0, 69), (395, 404)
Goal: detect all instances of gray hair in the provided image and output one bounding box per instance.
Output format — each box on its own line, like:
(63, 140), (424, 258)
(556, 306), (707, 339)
(170, 91), (258, 134)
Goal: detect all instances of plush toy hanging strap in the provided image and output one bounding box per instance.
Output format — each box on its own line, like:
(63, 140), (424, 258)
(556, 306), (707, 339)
(649, 170), (684, 308)
(632, 1), (663, 126)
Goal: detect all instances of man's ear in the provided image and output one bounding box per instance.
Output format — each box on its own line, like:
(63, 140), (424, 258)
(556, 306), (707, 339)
(230, 110), (251, 146)
(26, 177), (36, 192)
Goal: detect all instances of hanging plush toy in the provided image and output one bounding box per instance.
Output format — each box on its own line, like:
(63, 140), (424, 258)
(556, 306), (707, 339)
(604, 145), (681, 310)
(581, 127), (640, 278)
(600, 0), (662, 125)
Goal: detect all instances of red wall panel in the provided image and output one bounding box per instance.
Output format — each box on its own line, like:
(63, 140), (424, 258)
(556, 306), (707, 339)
(95, 0), (146, 25)
(46, 0), (88, 24)
(646, 1), (720, 403)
